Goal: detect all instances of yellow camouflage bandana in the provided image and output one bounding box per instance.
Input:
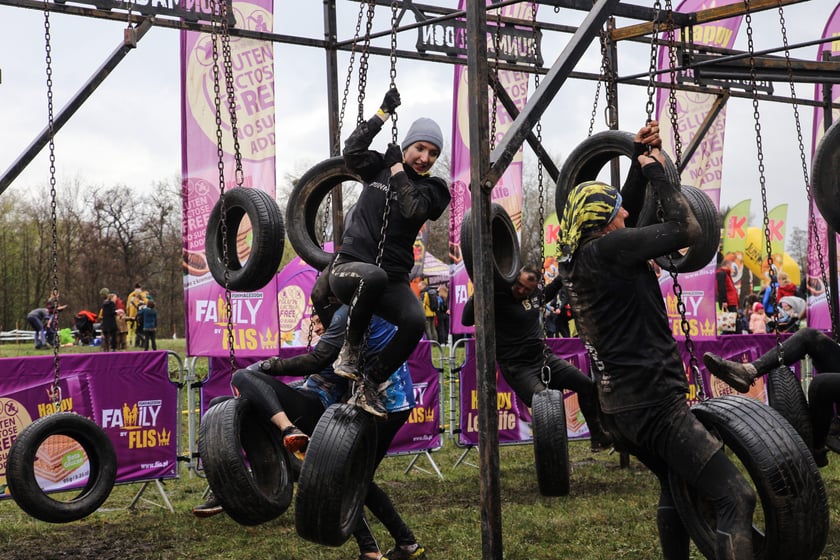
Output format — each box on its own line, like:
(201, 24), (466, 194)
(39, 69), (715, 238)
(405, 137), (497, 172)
(558, 181), (622, 262)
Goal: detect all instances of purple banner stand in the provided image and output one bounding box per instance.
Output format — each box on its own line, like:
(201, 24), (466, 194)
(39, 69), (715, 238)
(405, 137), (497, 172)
(456, 334), (792, 449)
(0, 351), (179, 498)
(202, 341), (442, 458)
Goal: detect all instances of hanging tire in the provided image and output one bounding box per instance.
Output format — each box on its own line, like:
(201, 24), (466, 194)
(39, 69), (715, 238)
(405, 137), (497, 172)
(531, 389), (570, 497)
(554, 130), (680, 220)
(460, 203), (521, 286)
(668, 395), (828, 560)
(287, 157), (362, 271)
(636, 184), (721, 273)
(205, 186), (285, 292)
(766, 365), (813, 450)
(295, 403), (377, 546)
(812, 118), (840, 232)
(198, 397), (293, 526)
(6, 412), (117, 523)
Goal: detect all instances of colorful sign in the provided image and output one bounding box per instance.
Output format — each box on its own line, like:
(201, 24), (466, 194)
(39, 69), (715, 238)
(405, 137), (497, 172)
(180, 0), (280, 357)
(0, 352), (178, 497)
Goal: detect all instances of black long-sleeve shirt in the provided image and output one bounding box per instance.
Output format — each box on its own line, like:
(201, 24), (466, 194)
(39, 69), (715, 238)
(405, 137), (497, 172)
(339, 116), (450, 281)
(561, 160), (701, 414)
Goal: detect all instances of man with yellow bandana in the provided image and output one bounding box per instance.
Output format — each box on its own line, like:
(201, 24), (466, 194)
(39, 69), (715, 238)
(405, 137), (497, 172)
(558, 122), (755, 559)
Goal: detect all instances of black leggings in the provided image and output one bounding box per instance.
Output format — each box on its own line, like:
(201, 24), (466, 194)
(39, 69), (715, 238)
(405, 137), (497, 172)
(230, 369), (325, 435)
(754, 327), (840, 375)
(330, 258), (425, 383)
(500, 352), (602, 433)
(809, 372), (840, 449)
(353, 410), (417, 554)
(603, 397), (755, 560)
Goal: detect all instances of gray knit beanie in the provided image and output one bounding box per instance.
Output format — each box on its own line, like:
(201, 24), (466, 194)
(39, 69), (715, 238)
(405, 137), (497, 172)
(401, 117), (444, 151)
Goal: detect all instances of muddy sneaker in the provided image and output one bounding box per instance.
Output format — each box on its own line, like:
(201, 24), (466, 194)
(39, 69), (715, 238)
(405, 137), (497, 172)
(333, 342), (362, 381)
(192, 491), (223, 518)
(348, 382), (388, 419)
(813, 446), (830, 468)
(382, 544), (426, 560)
(702, 352), (756, 394)
(281, 425), (309, 460)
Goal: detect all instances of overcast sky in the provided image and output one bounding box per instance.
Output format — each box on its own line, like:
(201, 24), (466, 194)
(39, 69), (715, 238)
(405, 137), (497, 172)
(1, 0), (837, 235)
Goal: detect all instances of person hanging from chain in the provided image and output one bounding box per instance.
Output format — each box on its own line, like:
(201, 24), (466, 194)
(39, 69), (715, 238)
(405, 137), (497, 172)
(558, 121), (755, 559)
(460, 264), (612, 452)
(197, 272), (427, 560)
(704, 327), (840, 467)
(330, 87), (450, 417)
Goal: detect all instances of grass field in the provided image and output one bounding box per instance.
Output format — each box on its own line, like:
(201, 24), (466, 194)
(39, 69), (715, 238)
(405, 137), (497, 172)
(1, 341), (839, 559)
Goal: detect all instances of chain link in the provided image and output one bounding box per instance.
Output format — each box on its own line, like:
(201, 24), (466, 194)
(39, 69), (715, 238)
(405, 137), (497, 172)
(208, 0), (237, 372)
(489, 6), (502, 151)
(663, 0), (682, 167)
(644, 0), (662, 123)
(389, 0), (399, 143)
(356, 0), (376, 125)
(44, 7), (62, 410)
(776, 3), (836, 339)
(744, 5), (785, 364)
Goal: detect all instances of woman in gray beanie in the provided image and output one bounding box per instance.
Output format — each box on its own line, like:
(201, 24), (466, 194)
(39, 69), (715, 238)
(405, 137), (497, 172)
(329, 87), (450, 418)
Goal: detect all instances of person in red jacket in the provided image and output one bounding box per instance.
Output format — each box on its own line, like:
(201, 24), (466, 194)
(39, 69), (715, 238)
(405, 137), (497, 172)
(715, 253), (739, 312)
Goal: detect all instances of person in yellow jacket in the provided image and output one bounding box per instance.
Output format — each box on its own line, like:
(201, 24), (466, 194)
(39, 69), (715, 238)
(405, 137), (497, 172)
(126, 283), (148, 348)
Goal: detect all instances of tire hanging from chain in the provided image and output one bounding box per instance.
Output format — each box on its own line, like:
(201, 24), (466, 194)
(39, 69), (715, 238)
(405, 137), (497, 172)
(7, 9), (117, 523)
(295, 1), (401, 546)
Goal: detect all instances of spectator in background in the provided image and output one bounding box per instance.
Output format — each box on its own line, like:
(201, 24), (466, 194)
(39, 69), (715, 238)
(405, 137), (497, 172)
(420, 280), (438, 343)
(436, 285), (450, 345)
(26, 307), (51, 349)
(748, 302), (767, 334)
(98, 290), (118, 352)
(142, 300), (158, 351)
(126, 283), (148, 348)
(776, 271), (797, 301)
(115, 309), (129, 350)
(136, 303), (147, 349)
(715, 252), (739, 313)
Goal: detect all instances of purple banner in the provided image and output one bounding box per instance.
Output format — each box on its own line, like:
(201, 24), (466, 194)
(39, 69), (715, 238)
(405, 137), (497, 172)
(654, 0), (743, 339)
(180, 0), (279, 357)
(807, 3), (840, 330)
(203, 341), (442, 455)
(456, 334), (791, 447)
(0, 352), (178, 496)
(448, 1), (536, 334)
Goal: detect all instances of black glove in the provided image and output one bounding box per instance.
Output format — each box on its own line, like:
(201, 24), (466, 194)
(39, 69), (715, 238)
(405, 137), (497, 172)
(384, 143), (403, 167)
(380, 87), (401, 114)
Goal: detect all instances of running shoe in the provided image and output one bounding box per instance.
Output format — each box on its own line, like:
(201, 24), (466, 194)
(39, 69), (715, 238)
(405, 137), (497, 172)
(702, 353), (756, 394)
(333, 342), (362, 381)
(192, 491), (223, 518)
(348, 382), (388, 419)
(382, 544), (426, 560)
(282, 425), (309, 460)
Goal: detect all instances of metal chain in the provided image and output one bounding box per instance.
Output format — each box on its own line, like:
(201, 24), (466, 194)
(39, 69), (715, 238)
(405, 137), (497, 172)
(44, 7), (62, 411)
(489, 6), (502, 151)
(776, 3), (836, 339)
(644, 0), (662, 123)
(336, 1), (367, 152)
(356, 0), (376, 125)
(664, 0), (682, 167)
(588, 27), (609, 137)
(744, 4), (784, 364)
(389, 0), (399, 143)
(209, 0), (236, 372)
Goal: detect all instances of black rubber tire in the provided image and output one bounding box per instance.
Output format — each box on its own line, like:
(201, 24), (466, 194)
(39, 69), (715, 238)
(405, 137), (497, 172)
(812, 118), (840, 232)
(6, 412), (117, 523)
(286, 157), (362, 271)
(668, 395), (828, 560)
(531, 389), (570, 497)
(205, 187), (285, 292)
(198, 397), (293, 526)
(767, 365), (814, 450)
(554, 130), (680, 220)
(637, 184), (721, 273)
(460, 203), (521, 286)
(295, 403), (377, 546)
